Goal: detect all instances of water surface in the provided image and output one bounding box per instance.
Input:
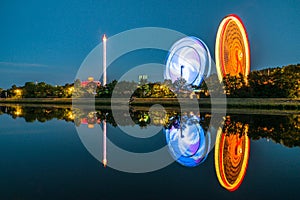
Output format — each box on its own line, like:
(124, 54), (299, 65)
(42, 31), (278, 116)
(0, 105), (299, 199)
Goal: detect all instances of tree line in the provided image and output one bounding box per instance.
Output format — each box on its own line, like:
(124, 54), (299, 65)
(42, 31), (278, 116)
(220, 64), (300, 98)
(1, 64), (299, 99)
(0, 82), (74, 98)
(130, 64), (300, 99)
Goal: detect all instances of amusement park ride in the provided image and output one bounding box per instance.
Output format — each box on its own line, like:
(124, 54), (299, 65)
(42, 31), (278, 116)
(97, 14), (251, 191)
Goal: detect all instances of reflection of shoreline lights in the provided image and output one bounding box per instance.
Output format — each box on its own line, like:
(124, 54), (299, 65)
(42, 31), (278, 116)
(165, 114), (211, 167)
(214, 125), (250, 191)
(66, 111), (75, 120)
(165, 36), (211, 86)
(79, 111), (101, 128)
(215, 14), (250, 82)
(14, 105), (23, 116)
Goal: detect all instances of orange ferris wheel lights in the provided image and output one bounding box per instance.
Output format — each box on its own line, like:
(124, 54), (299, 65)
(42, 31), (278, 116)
(215, 14), (250, 82)
(214, 124), (250, 191)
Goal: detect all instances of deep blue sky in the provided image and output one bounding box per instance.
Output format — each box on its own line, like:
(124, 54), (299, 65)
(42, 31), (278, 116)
(0, 0), (299, 89)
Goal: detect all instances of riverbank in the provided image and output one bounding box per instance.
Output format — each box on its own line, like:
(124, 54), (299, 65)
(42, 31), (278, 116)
(0, 97), (299, 110)
(129, 98), (300, 110)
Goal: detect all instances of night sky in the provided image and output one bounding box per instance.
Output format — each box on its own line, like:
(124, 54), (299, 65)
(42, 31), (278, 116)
(0, 0), (299, 89)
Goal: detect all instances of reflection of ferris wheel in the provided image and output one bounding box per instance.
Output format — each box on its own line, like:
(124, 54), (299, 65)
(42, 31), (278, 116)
(215, 14), (250, 81)
(165, 114), (212, 167)
(214, 126), (250, 191)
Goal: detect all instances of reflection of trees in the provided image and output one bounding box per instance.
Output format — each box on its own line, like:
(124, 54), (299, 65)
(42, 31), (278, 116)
(130, 110), (151, 127)
(247, 114), (300, 148)
(72, 108), (116, 127)
(225, 114), (300, 148)
(0, 104), (210, 130)
(1, 105), (299, 148)
(128, 107), (212, 131)
(223, 116), (249, 137)
(0, 105), (74, 123)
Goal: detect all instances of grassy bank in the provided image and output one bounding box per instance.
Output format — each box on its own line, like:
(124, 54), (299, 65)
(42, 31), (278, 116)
(0, 97), (299, 110)
(0, 98), (111, 105)
(225, 98), (300, 110)
(0, 98), (72, 104)
(130, 98), (300, 110)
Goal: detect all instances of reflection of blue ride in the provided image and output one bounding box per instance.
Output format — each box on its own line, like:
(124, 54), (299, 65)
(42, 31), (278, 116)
(165, 115), (211, 167)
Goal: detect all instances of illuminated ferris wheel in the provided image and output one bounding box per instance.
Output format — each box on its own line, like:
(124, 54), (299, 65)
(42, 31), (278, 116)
(165, 36), (211, 86)
(215, 14), (250, 81)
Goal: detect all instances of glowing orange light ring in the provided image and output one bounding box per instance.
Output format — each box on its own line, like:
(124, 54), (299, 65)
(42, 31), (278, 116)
(215, 14), (250, 82)
(214, 126), (250, 191)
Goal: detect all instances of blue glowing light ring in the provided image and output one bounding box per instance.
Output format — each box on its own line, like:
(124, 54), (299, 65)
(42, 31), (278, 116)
(164, 36), (211, 86)
(165, 121), (211, 167)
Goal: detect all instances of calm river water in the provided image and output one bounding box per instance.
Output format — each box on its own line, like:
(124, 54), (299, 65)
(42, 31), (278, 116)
(0, 104), (299, 199)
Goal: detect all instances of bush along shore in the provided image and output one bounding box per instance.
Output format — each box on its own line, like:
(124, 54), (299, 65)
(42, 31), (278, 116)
(0, 64), (299, 110)
(0, 97), (299, 110)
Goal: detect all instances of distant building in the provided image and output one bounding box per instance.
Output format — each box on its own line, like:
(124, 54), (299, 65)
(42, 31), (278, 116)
(81, 77), (101, 87)
(138, 75), (148, 84)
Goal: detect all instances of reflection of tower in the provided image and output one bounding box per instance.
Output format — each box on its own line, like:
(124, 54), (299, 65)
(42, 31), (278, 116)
(102, 120), (107, 167)
(103, 34), (107, 86)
